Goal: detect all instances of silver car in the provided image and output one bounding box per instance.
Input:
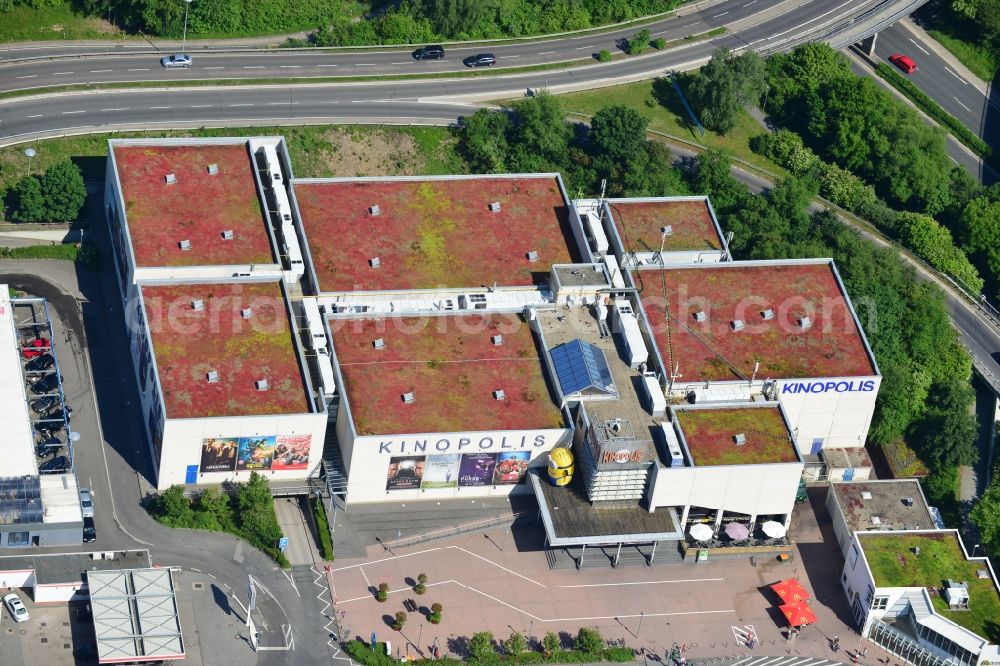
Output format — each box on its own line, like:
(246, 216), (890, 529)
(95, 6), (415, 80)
(79, 488), (94, 518)
(3, 593), (29, 623)
(160, 53), (192, 68)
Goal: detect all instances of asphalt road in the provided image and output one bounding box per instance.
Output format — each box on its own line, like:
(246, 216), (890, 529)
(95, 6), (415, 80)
(868, 20), (998, 149)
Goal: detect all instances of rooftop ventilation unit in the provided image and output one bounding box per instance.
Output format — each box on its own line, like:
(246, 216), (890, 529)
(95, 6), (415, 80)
(493, 389), (506, 401)
(369, 257), (381, 268)
(165, 173), (177, 184)
(661, 225), (673, 236)
(207, 164), (219, 175)
(798, 316), (812, 330)
(733, 433), (746, 445)
(179, 239), (192, 251)
(221, 230), (235, 240)
(491, 335), (503, 346)
(373, 338), (385, 350)
(191, 299), (205, 311)
(761, 308), (775, 320)
(255, 379), (269, 392)
(871, 516), (882, 526)
(489, 202), (502, 213)
(731, 319), (745, 331)
(693, 310), (707, 322)
(206, 370), (220, 383)
(402, 391), (415, 404)
(903, 497), (914, 507)
(526, 251), (539, 263)
(241, 307), (253, 319)
(861, 491), (873, 500)
(369, 205), (381, 216)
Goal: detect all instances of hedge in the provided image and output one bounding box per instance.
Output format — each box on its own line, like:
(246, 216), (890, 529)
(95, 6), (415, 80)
(874, 62), (993, 165)
(312, 496), (335, 561)
(343, 640), (634, 666)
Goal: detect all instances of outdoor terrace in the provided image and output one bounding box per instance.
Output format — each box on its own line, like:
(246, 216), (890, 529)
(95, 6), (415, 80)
(141, 281), (310, 419)
(673, 406), (798, 466)
(859, 532), (1000, 643)
(331, 313), (564, 436)
(607, 198), (723, 254)
(293, 176), (580, 293)
(639, 261), (876, 381)
(113, 142), (273, 268)
(833, 480), (935, 533)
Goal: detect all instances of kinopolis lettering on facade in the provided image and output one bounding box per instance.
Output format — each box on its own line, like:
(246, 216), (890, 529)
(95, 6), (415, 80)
(780, 379), (877, 395)
(379, 434), (550, 456)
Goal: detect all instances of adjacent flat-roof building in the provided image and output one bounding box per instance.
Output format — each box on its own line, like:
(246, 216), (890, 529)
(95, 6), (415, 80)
(827, 479), (938, 557)
(843, 530), (1000, 666)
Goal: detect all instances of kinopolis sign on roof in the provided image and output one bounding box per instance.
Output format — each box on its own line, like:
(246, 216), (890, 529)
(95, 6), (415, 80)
(780, 379), (877, 395)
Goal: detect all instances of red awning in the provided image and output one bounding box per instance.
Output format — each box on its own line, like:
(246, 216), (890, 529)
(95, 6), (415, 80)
(770, 578), (810, 603)
(779, 601), (817, 627)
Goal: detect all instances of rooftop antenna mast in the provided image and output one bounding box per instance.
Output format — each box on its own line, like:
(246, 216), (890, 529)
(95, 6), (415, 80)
(725, 231), (734, 261)
(668, 361), (682, 395)
(750, 359), (760, 385)
(599, 178), (607, 202)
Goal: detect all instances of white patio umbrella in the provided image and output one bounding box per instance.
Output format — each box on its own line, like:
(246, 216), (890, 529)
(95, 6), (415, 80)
(761, 520), (787, 538)
(689, 523), (714, 541)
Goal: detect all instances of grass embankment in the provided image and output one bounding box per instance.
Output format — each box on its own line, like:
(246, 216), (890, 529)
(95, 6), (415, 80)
(552, 77), (785, 176)
(873, 62), (994, 167)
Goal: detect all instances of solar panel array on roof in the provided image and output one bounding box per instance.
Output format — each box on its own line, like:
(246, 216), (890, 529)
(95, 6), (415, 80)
(0, 476), (43, 525)
(550, 339), (617, 398)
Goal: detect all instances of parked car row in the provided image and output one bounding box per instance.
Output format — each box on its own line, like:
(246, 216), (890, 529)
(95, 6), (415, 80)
(19, 335), (73, 474)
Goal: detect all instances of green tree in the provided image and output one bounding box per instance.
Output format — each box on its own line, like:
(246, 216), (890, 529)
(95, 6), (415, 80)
(501, 631), (527, 655)
(153, 485), (194, 527)
(236, 472), (282, 548)
(469, 631), (495, 661)
(627, 28), (651, 54)
(970, 480), (1000, 554)
(10, 175), (45, 223)
(749, 129), (819, 175)
(39, 160), (87, 223)
(590, 105), (649, 163)
(417, 0), (491, 37)
(507, 92), (572, 172)
(910, 378), (979, 469)
(896, 211), (984, 292)
(819, 162), (877, 212)
(688, 49), (769, 134)
(195, 488), (233, 531)
(460, 108), (511, 173)
(958, 195), (1000, 297)
(574, 627), (604, 654)
(542, 631), (560, 656)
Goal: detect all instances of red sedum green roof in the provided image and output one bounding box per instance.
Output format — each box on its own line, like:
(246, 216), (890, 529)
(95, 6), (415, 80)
(142, 281), (310, 418)
(674, 406), (798, 466)
(331, 314), (563, 436)
(114, 143), (273, 267)
(608, 199), (722, 253)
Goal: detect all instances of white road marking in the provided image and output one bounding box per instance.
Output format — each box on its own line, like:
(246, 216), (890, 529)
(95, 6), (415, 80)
(560, 577), (726, 588)
(15, 75), (36, 79)
(359, 566), (371, 587)
(149, 106), (171, 109)
(499, 55), (520, 59)
(538, 51), (556, 55)
(89, 69), (112, 73)
(279, 65), (301, 68)
(243, 65), (265, 69)
(944, 66), (968, 85)
(317, 64), (338, 67)
(127, 68), (149, 71)
(713, 11), (729, 17)
(228, 103), (253, 107)
(743, 0), (757, 5)
(907, 38), (930, 55)
(190, 104), (212, 108)
(203, 66), (225, 70)
(53, 71), (74, 75)
(356, 63), (377, 66)
(391, 61), (410, 64)
(100, 108), (129, 112)
(268, 101), (296, 105)
(62, 110), (85, 114)
(953, 96), (973, 113)
(25, 114), (42, 118)
(330, 547), (442, 572)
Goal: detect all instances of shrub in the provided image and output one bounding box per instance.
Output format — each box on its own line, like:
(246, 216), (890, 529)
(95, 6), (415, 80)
(392, 610), (407, 630)
(604, 647), (635, 662)
(652, 37), (666, 49)
(415, 582), (426, 594)
(749, 130), (819, 175)
(627, 29), (651, 55)
(597, 49), (612, 62)
(574, 627), (604, 654)
(344, 639), (395, 666)
(469, 631), (495, 661)
(429, 610), (442, 624)
(311, 497), (334, 561)
(542, 631), (560, 656)
(819, 162), (877, 212)
(417, 573), (428, 584)
(502, 631), (527, 655)
(431, 602), (443, 613)
(376, 582), (389, 602)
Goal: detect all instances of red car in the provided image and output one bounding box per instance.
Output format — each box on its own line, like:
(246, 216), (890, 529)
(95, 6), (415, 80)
(889, 53), (917, 74)
(21, 337), (50, 358)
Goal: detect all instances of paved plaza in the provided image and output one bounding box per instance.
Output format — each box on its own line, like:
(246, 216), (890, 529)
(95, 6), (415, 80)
(328, 490), (874, 664)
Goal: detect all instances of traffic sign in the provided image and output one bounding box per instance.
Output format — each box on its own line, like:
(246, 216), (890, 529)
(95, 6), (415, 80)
(278, 536), (289, 551)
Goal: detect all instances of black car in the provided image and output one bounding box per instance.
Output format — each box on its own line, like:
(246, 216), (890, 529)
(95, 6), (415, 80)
(30, 395), (58, 413)
(82, 517), (96, 543)
(39, 455), (70, 473)
(30, 373), (60, 395)
(25, 353), (55, 372)
(463, 53), (496, 67)
(36, 437), (62, 457)
(46, 406), (72, 423)
(34, 419), (63, 434)
(413, 45), (445, 60)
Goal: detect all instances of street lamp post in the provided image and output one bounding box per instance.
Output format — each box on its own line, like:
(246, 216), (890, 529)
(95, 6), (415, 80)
(23, 147), (36, 176)
(181, 0), (193, 55)
(972, 544), (982, 557)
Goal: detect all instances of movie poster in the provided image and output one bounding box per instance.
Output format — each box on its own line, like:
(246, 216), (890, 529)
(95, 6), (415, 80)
(200, 437), (239, 473)
(421, 454), (461, 489)
(236, 436), (277, 471)
(492, 451), (531, 485)
(386, 456), (425, 490)
(272, 435), (311, 470)
(458, 453), (498, 487)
